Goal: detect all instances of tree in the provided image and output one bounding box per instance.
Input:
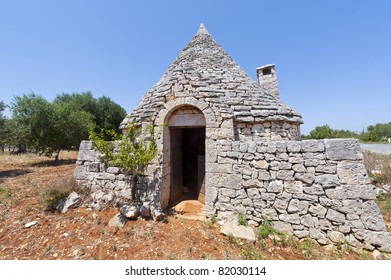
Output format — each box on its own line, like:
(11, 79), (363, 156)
(304, 125), (359, 140)
(0, 101), (6, 152)
(54, 92), (126, 135)
(11, 93), (93, 161)
(360, 122), (391, 142)
(89, 122), (158, 202)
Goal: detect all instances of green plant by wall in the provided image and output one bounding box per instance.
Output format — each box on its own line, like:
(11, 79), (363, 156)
(89, 122), (158, 202)
(237, 212), (247, 226)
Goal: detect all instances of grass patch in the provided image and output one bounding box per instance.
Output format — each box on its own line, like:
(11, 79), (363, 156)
(363, 151), (391, 185)
(41, 185), (71, 212)
(299, 238), (319, 260)
(257, 217), (276, 239)
(237, 212), (247, 226)
(239, 244), (263, 260)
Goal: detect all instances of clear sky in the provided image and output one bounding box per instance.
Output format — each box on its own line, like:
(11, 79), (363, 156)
(0, 0), (390, 134)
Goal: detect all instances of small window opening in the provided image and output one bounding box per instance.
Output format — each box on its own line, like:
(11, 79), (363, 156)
(262, 67), (272, 75)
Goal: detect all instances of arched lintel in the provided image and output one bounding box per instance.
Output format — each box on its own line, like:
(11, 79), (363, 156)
(155, 97), (218, 128)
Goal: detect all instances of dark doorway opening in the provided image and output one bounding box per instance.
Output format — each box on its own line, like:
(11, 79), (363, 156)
(170, 127), (205, 204)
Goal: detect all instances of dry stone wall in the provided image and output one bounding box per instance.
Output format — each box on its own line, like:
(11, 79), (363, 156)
(208, 138), (391, 252)
(74, 138), (391, 252)
(74, 141), (163, 219)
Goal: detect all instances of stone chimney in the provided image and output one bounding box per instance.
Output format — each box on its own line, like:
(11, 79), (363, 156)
(256, 64), (279, 100)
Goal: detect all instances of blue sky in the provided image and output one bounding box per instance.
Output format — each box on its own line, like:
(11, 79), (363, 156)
(0, 0), (390, 134)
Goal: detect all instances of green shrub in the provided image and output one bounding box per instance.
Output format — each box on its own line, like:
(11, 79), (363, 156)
(41, 185), (70, 212)
(237, 212), (247, 226)
(257, 217), (275, 239)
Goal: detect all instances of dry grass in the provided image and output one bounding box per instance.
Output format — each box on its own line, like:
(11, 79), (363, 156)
(363, 151), (391, 186)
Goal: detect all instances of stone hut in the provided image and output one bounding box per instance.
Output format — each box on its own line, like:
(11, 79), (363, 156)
(75, 24), (391, 252)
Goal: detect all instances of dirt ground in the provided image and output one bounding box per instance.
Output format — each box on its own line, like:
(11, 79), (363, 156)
(0, 151), (390, 260)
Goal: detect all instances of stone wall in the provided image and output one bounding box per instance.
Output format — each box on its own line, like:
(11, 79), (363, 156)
(74, 141), (163, 218)
(207, 138), (391, 252)
(74, 138), (391, 252)
(234, 121), (300, 141)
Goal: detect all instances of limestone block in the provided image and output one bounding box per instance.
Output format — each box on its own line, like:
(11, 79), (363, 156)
(106, 167), (119, 174)
(79, 140), (93, 150)
(301, 214), (319, 228)
(78, 149), (100, 162)
(220, 221), (256, 242)
(315, 163), (337, 174)
(261, 208), (279, 220)
(324, 139), (363, 161)
(242, 179), (263, 189)
(273, 198), (289, 213)
(325, 185), (375, 200)
(293, 193), (318, 203)
(315, 174), (339, 188)
(279, 213), (300, 225)
(309, 228), (327, 242)
(272, 221), (293, 234)
(308, 204), (327, 218)
(74, 165), (87, 180)
(301, 140), (325, 152)
(276, 170), (294, 180)
(258, 170), (272, 181)
(287, 141), (301, 152)
(246, 188), (261, 199)
(292, 163), (306, 173)
(327, 231), (345, 243)
(295, 173), (315, 184)
(338, 199), (363, 216)
(337, 161), (370, 185)
(284, 181), (304, 194)
(326, 209), (346, 223)
(261, 192), (276, 201)
(361, 201), (387, 231)
(267, 180), (284, 193)
(256, 160), (268, 169)
(303, 184), (324, 195)
(294, 230), (309, 239)
(221, 188), (236, 198)
(287, 199), (309, 214)
(206, 163), (232, 173)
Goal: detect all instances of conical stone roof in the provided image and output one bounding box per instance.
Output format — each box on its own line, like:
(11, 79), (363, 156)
(120, 24), (302, 129)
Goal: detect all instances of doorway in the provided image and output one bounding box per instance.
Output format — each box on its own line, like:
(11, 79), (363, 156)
(170, 127), (206, 204)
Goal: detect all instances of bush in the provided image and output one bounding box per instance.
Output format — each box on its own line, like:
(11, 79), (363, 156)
(41, 179), (73, 211)
(237, 212), (247, 226)
(257, 217), (275, 239)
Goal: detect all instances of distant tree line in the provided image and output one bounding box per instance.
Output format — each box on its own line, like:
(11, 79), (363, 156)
(0, 92), (126, 161)
(302, 124), (391, 142)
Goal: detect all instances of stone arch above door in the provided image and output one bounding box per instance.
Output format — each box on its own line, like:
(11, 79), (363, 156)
(155, 97), (218, 128)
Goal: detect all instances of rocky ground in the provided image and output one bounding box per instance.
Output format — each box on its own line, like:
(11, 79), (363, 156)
(0, 151), (390, 260)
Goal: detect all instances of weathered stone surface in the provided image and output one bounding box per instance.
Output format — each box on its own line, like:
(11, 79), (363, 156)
(287, 199), (309, 214)
(301, 140), (324, 152)
(106, 167), (120, 174)
(25, 221), (38, 228)
(120, 205), (140, 219)
(360, 201), (386, 231)
(324, 139), (363, 161)
(337, 161), (370, 185)
(326, 209), (346, 223)
(327, 231), (345, 243)
(267, 181), (283, 193)
(220, 221), (256, 242)
(294, 173), (315, 184)
(315, 174), (339, 188)
(56, 192), (80, 214)
(108, 213), (127, 227)
(325, 185), (375, 200)
(308, 204), (327, 218)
